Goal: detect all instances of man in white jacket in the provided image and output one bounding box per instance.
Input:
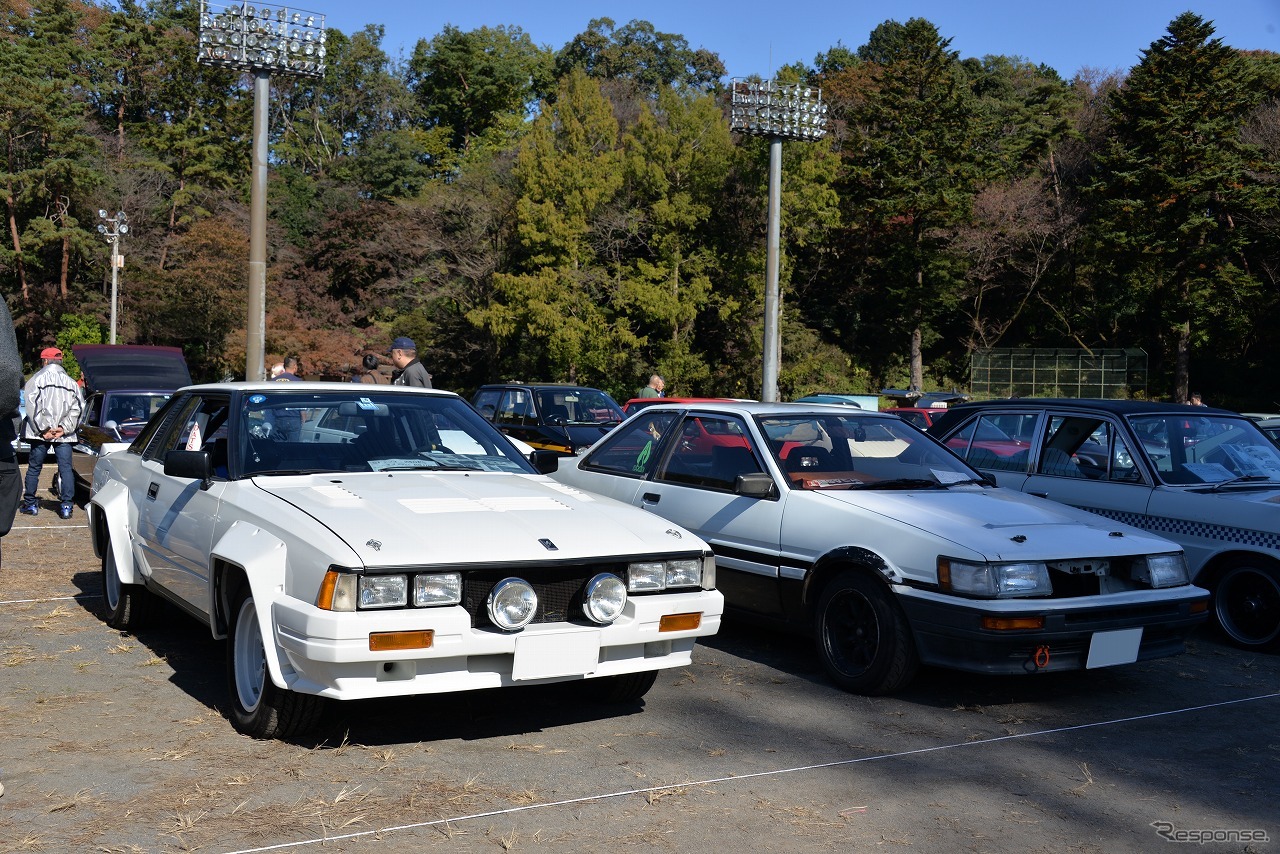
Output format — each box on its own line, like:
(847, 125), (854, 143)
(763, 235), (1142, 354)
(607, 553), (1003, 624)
(20, 347), (83, 519)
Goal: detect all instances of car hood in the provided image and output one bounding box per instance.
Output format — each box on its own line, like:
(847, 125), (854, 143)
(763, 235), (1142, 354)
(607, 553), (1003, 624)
(818, 486), (1180, 561)
(255, 471), (699, 566)
(72, 344), (191, 393)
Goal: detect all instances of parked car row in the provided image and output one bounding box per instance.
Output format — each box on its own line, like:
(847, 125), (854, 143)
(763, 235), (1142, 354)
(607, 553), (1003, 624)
(81, 376), (1278, 741)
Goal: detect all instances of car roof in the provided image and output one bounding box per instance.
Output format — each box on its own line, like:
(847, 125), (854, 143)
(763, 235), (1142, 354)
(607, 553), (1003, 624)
(624, 400), (905, 420)
(177, 382), (462, 397)
(928, 397), (1241, 434)
(477, 383), (609, 391)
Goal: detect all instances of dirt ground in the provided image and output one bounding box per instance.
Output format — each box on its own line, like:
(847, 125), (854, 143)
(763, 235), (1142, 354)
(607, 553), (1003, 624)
(1, 466), (1278, 853)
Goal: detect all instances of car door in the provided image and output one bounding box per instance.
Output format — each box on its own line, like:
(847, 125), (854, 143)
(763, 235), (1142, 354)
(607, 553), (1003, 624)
(135, 393), (232, 615)
(1019, 411), (1157, 525)
(640, 414), (787, 616)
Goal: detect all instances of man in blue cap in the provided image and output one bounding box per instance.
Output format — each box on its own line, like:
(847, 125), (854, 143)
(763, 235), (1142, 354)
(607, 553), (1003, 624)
(389, 337), (432, 388)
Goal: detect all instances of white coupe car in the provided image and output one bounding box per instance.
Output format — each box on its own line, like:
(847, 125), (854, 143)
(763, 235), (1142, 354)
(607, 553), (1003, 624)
(89, 383), (723, 739)
(551, 402), (1209, 694)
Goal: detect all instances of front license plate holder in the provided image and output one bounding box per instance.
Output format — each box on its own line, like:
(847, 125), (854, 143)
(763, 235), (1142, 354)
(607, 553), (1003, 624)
(1086, 627), (1142, 668)
(512, 630), (601, 680)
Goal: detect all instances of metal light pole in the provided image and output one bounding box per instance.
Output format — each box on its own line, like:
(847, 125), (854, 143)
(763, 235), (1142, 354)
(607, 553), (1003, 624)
(197, 1), (326, 380)
(729, 79), (827, 402)
(97, 209), (129, 345)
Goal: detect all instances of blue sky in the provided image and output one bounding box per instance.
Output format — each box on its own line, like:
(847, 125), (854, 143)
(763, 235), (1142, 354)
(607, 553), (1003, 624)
(319, 0), (1279, 80)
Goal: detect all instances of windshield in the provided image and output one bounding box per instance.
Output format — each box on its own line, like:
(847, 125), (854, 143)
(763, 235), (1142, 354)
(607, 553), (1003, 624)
(1127, 414), (1280, 485)
(758, 413), (981, 490)
(238, 390), (535, 477)
(535, 389), (623, 425)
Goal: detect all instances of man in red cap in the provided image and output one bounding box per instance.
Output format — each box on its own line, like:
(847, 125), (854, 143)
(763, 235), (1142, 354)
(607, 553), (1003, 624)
(20, 347), (83, 519)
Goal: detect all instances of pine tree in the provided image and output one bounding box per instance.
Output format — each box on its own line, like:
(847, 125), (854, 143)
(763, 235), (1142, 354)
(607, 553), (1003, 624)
(1092, 12), (1269, 401)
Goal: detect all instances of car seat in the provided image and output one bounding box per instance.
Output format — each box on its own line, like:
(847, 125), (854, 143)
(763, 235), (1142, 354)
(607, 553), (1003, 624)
(785, 446), (834, 473)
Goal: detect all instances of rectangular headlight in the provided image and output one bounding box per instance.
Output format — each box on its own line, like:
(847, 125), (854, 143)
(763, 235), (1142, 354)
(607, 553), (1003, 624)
(666, 559), (702, 588)
(628, 561), (667, 591)
(359, 574), (408, 609)
(1134, 553), (1189, 588)
(414, 572), (462, 606)
(940, 559), (1051, 598)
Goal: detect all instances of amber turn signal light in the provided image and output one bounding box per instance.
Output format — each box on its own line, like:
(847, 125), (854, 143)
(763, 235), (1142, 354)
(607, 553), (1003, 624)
(369, 630), (434, 651)
(981, 616), (1045, 631)
(659, 613), (702, 632)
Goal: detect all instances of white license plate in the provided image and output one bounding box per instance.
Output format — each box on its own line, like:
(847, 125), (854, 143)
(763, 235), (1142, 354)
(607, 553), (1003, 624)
(1086, 627), (1142, 668)
(512, 630), (601, 680)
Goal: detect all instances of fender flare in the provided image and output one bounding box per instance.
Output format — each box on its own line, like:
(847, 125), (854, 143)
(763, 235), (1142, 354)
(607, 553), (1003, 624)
(209, 521), (292, 692)
(801, 546), (896, 612)
(89, 479), (138, 587)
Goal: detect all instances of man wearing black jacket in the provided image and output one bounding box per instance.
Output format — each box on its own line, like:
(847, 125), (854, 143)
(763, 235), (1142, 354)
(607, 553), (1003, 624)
(0, 298), (23, 564)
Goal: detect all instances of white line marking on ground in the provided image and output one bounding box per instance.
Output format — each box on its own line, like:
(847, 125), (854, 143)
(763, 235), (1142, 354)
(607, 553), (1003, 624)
(0, 594), (96, 606)
(219, 692), (1280, 854)
(10, 524), (90, 530)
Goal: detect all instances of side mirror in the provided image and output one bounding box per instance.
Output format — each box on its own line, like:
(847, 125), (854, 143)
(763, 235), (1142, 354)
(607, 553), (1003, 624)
(735, 472), (777, 499)
(164, 448), (213, 488)
(529, 449), (559, 474)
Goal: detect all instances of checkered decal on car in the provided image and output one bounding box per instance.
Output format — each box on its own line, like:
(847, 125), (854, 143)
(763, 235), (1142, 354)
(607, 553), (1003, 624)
(1078, 506), (1280, 552)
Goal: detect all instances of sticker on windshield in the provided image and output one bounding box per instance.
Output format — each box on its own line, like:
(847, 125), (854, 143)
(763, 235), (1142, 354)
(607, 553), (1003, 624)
(933, 469), (970, 484)
(357, 397), (377, 410)
(248, 394), (267, 405)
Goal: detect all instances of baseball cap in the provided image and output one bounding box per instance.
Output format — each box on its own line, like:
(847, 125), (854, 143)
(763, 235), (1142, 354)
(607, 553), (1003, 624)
(390, 337), (416, 351)
(40, 347), (63, 360)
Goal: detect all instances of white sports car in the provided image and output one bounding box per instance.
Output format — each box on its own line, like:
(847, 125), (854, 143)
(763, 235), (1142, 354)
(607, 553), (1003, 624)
(551, 401), (1209, 694)
(89, 383), (722, 739)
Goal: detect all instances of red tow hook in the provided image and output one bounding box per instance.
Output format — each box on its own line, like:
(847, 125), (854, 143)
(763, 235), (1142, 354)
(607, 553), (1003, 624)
(1033, 645), (1051, 669)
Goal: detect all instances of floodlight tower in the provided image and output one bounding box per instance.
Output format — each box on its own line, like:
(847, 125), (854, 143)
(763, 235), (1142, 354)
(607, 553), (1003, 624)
(97, 209), (129, 345)
(197, 2), (326, 380)
(729, 79), (828, 402)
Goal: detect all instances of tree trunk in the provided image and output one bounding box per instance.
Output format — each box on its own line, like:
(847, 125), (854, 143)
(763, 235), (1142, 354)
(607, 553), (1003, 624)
(4, 182), (28, 302)
(1175, 317), (1191, 404)
(910, 325), (924, 391)
(60, 233), (70, 297)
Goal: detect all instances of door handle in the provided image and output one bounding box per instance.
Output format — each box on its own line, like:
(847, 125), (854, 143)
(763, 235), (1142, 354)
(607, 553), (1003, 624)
(1029, 491), (1048, 498)
(642, 493), (660, 504)
(147, 482), (159, 500)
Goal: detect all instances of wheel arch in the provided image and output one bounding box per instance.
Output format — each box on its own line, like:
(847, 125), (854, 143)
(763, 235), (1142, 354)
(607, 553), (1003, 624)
(89, 479), (137, 586)
(801, 546), (896, 621)
(1194, 549), (1280, 593)
(209, 521), (291, 691)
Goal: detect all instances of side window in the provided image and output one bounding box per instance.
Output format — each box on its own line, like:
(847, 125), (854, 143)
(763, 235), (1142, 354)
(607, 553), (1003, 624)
(1039, 416), (1105, 479)
(1101, 424), (1142, 483)
(948, 414), (1030, 473)
(166, 396), (232, 457)
(582, 412), (677, 476)
(472, 390), (501, 421)
(496, 390), (535, 426)
(658, 416), (761, 491)
(141, 396), (200, 463)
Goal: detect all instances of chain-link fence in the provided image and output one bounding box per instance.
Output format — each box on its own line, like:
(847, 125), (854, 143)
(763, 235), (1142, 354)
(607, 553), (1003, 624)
(970, 348), (1147, 400)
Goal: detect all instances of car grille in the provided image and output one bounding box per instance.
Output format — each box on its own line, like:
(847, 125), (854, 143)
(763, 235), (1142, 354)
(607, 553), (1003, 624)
(461, 564), (627, 628)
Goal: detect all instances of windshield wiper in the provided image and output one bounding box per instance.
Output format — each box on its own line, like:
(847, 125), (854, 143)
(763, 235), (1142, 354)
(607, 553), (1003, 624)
(849, 478), (946, 490)
(1208, 474), (1274, 491)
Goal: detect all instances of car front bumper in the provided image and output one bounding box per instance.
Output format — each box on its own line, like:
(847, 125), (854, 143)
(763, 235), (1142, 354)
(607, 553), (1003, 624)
(895, 585), (1210, 675)
(271, 589), (724, 700)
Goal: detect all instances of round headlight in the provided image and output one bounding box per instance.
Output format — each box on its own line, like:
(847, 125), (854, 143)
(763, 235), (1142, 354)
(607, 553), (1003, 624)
(487, 578), (537, 631)
(583, 573), (627, 624)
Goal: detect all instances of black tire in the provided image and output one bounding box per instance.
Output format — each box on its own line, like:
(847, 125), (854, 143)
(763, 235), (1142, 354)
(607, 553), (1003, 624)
(226, 587), (326, 739)
(1212, 561), (1280, 650)
(591, 670), (659, 704)
(101, 535), (153, 632)
(814, 570), (919, 695)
